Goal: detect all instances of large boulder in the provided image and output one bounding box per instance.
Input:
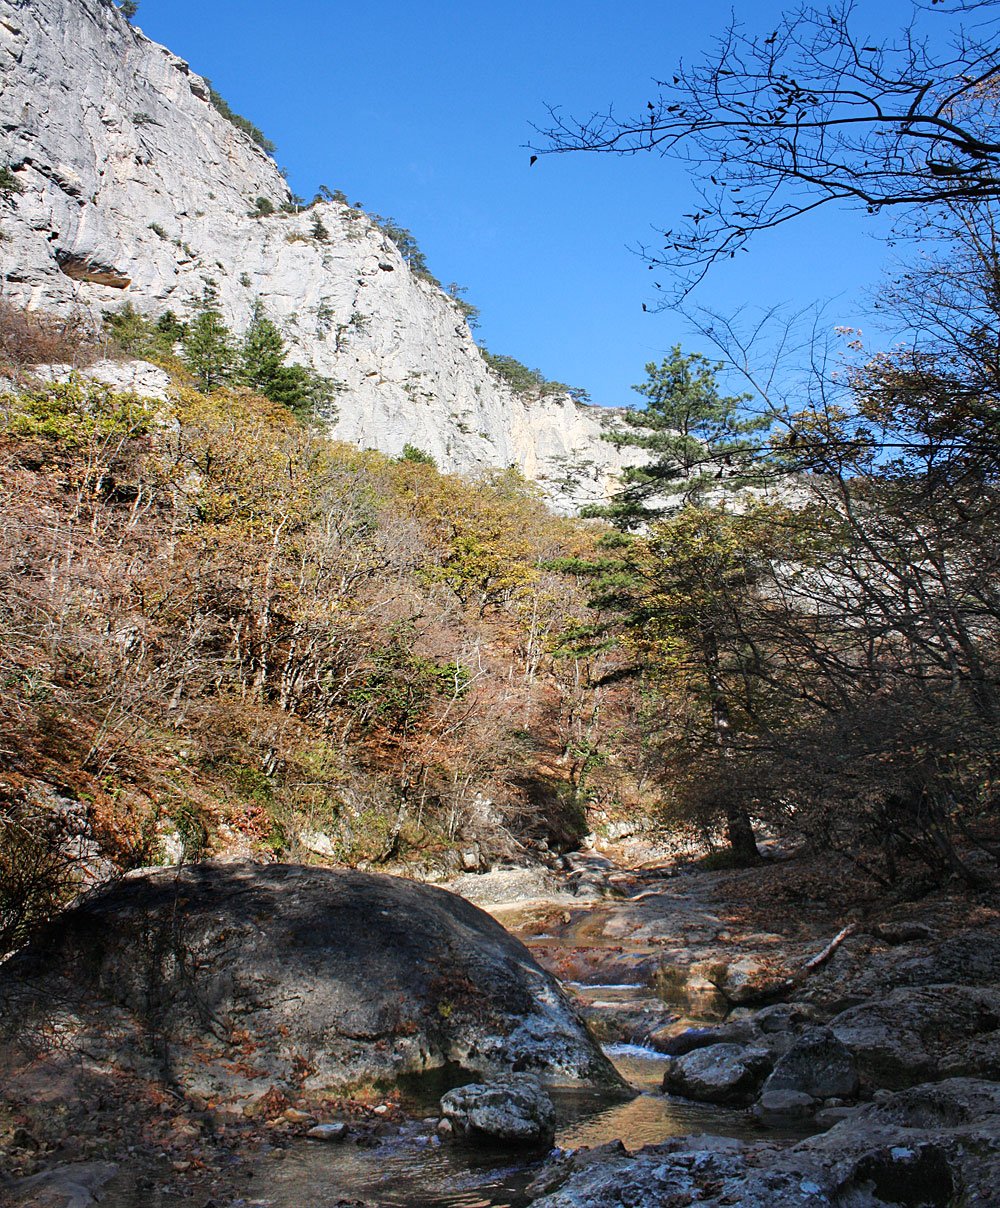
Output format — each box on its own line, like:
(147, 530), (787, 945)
(0, 863), (621, 1111)
(661, 1043), (772, 1105)
(439, 1075), (556, 1145)
(830, 983), (1000, 1089)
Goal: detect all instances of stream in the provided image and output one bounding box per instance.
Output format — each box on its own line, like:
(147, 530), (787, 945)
(256, 1048), (765, 1208)
(95, 1037), (767, 1208)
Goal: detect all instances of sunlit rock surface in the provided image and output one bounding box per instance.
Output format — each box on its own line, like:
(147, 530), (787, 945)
(0, 0), (637, 510)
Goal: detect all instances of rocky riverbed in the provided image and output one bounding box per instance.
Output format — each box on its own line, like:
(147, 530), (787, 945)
(1, 849), (998, 1205)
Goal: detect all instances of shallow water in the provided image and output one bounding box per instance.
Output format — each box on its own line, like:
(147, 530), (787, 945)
(555, 1042), (765, 1152)
(263, 1130), (544, 1208)
(96, 1041), (764, 1208)
(200, 1059), (757, 1208)
(100, 1043), (766, 1208)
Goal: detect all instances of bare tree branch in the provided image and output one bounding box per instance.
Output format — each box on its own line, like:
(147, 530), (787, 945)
(534, 1), (1000, 294)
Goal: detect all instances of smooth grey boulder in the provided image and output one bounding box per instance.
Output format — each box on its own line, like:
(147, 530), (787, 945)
(440, 1075), (556, 1146)
(662, 1043), (772, 1105)
(0, 863), (621, 1108)
(761, 1027), (859, 1101)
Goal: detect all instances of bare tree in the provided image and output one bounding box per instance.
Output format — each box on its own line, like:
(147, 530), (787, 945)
(536, 1), (1000, 292)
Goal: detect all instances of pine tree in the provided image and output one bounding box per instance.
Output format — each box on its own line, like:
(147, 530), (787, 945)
(559, 347), (779, 861)
(182, 308), (235, 393)
(238, 303), (287, 396)
(597, 345), (771, 528)
(237, 302), (332, 417)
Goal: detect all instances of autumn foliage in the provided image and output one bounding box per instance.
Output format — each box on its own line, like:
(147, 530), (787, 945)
(0, 365), (651, 913)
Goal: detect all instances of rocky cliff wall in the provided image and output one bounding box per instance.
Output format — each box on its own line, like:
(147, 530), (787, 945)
(0, 0), (635, 509)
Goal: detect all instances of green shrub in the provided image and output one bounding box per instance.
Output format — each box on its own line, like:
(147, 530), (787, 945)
(2, 379), (151, 446)
(348, 639), (469, 735)
(206, 82), (276, 154)
(0, 165), (23, 200)
(400, 443), (436, 466)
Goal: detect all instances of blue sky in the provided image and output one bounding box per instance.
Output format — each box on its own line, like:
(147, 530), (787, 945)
(135, 0), (917, 408)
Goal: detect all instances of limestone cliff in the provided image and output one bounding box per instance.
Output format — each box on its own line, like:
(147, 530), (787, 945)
(0, 0), (634, 509)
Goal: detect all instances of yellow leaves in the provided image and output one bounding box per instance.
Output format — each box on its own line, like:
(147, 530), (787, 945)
(163, 387), (333, 535)
(422, 530), (540, 613)
(381, 458), (558, 616)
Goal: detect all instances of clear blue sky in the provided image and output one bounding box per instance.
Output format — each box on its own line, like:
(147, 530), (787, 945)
(135, 0), (914, 408)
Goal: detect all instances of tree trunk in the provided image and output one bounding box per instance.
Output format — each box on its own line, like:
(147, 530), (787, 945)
(703, 626), (760, 863)
(725, 807), (760, 863)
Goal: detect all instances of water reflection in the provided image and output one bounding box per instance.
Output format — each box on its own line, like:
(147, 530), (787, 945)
(266, 1131), (541, 1208)
(554, 1043), (762, 1152)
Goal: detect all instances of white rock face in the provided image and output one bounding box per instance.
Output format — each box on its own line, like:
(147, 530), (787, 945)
(0, 0), (636, 510)
(33, 358), (174, 398)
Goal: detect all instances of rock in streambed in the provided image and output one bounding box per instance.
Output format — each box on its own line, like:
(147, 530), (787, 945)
(527, 1078), (1000, 1207)
(0, 862), (621, 1114)
(440, 1075), (556, 1145)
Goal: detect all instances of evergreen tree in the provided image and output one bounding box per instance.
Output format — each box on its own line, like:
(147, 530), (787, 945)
(155, 311), (186, 348)
(103, 303), (154, 357)
(238, 303), (286, 395)
(103, 304), (186, 360)
(237, 302), (333, 417)
(182, 308), (235, 393)
(597, 346), (771, 528)
(558, 347), (779, 861)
